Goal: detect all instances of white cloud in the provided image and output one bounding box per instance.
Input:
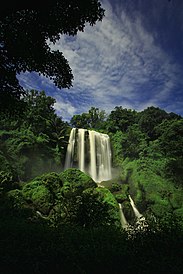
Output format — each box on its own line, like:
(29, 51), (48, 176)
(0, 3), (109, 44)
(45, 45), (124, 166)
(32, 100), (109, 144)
(19, 0), (183, 119)
(48, 0), (182, 117)
(53, 97), (77, 121)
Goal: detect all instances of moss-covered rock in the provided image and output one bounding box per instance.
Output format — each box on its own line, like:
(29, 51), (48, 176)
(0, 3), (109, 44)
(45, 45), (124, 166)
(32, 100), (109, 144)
(22, 180), (53, 214)
(115, 193), (127, 203)
(7, 189), (25, 208)
(122, 200), (135, 225)
(95, 187), (121, 227)
(0, 189), (33, 219)
(23, 172), (63, 209)
(34, 172), (63, 193)
(96, 187), (118, 208)
(60, 168), (97, 189)
(109, 182), (122, 192)
(106, 182), (129, 204)
(77, 187), (120, 227)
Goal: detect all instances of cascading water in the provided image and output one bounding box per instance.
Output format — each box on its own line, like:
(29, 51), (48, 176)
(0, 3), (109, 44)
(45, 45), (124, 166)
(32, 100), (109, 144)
(128, 195), (148, 231)
(88, 130), (97, 182)
(64, 128), (112, 182)
(119, 203), (129, 229)
(64, 128), (76, 170)
(129, 195), (142, 219)
(78, 128), (86, 172)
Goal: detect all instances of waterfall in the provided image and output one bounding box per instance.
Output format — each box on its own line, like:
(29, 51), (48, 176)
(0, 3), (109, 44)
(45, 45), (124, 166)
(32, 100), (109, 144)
(89, 130), (97, 182)
(64, 128), (76, 169)
(95, 131), (112, 182)
(128, 195), (148, 231)
(78, 128), (86, 172)
(64, 128), (112, 182)
(119, 203), (129, 229)
(129, 195), (142, 219)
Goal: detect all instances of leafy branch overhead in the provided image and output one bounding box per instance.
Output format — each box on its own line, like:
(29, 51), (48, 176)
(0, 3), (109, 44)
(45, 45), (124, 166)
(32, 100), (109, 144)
(0, 0), (105, 98)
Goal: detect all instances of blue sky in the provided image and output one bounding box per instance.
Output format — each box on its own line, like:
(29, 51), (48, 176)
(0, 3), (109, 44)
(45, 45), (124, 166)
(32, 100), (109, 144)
(18, 0), (183, 121)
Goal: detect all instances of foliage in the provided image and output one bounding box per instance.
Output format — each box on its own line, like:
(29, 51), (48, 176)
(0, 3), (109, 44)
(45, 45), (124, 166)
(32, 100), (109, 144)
(113, 184), (129, 203)
(0, 100), (183, 272)
(0, 219), (182, 274)
(109, 182), (122, 192)
(119, 158), (183, 227)
(121, 124), (148, 159)
(1, 1), (183, 257)
(156, 119), (183, 184)
(53, 169), (118, 227)
(0, 171), (14, 193)
(1, 168), (120, 228)
(6, 189), (32, 217)
(110, 130), (124, 166)
(0, 0), (104, 111)
(110, 125), (148, 166)
(22, 90), (55, 132)
(95, 187), (120, 226)
(58, 187), (120, 228)
(69, 105), (183, 228)
(138, 106), (181, 140)
(0, 90), (69, 180)
(106, 106), (137, 133)
(21, 172), (63, 216)
(70, 107), (107, 130)
(22, 181), (53, 214)
(60, 168), (97, 189)
(0, 127), (56, 180)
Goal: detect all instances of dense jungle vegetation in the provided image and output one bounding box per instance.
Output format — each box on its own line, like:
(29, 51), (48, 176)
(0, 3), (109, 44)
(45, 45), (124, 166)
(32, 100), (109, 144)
(1, 1), (183, 272)
(0, 89), (183, 273)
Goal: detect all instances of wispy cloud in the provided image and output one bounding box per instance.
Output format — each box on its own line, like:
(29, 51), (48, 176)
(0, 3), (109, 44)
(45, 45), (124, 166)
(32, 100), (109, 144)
(53, 97), (77, 120)
(18, 0), (183, 120)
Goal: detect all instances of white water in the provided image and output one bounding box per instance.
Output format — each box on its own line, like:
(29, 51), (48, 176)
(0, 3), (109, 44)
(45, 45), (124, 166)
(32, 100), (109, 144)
(95, 131), (112, 182)
(89, 130), (97, 182)
(119, 203), (129, 229)
(64, 128), (112, 182)
(64, 128), (76, 169)
(129, 195), (142, 219)
(78, 128), (86, 172)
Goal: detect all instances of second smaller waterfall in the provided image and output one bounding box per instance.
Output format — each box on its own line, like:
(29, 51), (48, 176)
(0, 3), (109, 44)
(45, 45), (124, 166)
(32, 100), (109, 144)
(129, 195), (142, 219)
(119, 203), (129, 229)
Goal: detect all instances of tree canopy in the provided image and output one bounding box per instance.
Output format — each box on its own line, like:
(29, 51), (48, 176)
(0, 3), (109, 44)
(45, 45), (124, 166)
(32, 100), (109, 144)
(0, 0), (104, 109)
(70, 107), (107, 130)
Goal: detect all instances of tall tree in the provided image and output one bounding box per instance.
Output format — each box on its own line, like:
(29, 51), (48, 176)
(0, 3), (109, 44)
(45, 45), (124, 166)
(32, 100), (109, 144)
(0, 0), (104, 109)
(138, 106), (181, 140)
(106, 106), (137, 133)
(70, 107), (107, 130)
